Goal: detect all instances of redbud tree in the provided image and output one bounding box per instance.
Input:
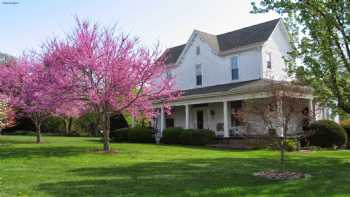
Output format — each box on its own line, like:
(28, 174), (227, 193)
(0, 57), (73, 143)
(43, 19), (179, 152)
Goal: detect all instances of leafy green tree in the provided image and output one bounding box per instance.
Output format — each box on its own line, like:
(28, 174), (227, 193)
(251, 0), (350, 115)
(0, 52), (14, 64)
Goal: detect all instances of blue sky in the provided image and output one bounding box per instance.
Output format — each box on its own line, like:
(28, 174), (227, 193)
(0, 0), (279, 56)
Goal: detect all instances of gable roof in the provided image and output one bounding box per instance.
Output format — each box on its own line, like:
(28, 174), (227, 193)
(163, 44), (186, 65)
(164, 18), (280, 65)
(217, 18), (280, 51)
(196, 30), (220, 52)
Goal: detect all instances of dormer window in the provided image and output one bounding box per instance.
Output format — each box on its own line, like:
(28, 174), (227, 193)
(166, 70), (172, 79)
(231, 56), (239, 80)
(266, 53), (272, 69)
(196, 46), (200, 56)
(195, 64), (202, 86)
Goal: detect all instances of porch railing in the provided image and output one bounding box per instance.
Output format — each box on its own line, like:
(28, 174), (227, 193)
(229, 125), (248, 137)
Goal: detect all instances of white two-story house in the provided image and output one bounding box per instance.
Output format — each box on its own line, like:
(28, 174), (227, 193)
(153, 18), (329, 138)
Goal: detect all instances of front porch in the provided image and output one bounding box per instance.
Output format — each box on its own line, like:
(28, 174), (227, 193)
(155, 98), (313, 138)
(153, 80), (317, 138)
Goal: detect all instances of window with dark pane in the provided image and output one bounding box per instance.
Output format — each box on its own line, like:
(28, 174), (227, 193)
(166, 118), (174, 128)
(195, 64), (202, 86)
(231, 56), (239, 80)
(266, 53), (272, 69)
(166, 70), (172, 79)
(196, 46), (200, 55)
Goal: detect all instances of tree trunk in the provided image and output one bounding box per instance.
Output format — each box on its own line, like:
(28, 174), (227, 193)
(64, 119), (69, 135)
(102, 112), (111, 152)
(280, 137), (285, 166)
(94, 114), (101, 137)
(103, 129), (110, 152)
(35, 122), (42, 144)
(64, 117), (73, 136)
(0, 128), (2, 136)
(33, 114), (43, 144)
(68, 118), (72, 133)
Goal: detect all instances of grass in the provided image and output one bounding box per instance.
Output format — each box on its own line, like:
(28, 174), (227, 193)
(0, 136), (349, 197)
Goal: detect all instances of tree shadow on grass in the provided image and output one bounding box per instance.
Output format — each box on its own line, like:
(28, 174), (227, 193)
(38, 156), (350, 197)
(0, 136), (39, 145)
(0, 146), (91, 159)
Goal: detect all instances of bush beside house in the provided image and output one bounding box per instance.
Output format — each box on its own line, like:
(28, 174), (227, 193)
(161, 128), (183, 144)
(110, 127), (154, 143)
(111, 127), (215, 145)
(268, 138), (300, 152)
(128, 127), (154, 143)
(162, 128), (216, 145)
(309, 120), (348, 148)
(340, 119), (350, 147)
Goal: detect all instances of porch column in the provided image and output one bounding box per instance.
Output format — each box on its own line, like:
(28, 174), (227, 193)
(223, 101), (230, 138)
(131, 116), (136, 128)
(185, 104), (190, 129)
(308, 98), (315, 120)
(160, 106), (165, 136)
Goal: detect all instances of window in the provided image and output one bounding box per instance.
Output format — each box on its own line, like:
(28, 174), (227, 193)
(166, 70), (172, 79)
(196, 46), (200, 55)
(231, 101), (242, 126)
(266, 53), (272, 69)
(166, 118), (174, 128)
(231, 56), (239, 80)
(195, 64), (202, 86)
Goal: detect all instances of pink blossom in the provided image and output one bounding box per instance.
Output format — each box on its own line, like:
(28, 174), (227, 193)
(42, 18), (180, 151)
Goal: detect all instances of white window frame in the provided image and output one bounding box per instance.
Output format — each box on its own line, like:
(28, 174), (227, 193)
(196, 46), (200, 56)
(231, 55), (239, 80)
(266, 52), (272, 69)
(166, 70), (172, 79)
(195, 64), (203, 86)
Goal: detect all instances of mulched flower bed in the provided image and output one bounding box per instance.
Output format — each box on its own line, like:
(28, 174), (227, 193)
(254, 170), (310, 180)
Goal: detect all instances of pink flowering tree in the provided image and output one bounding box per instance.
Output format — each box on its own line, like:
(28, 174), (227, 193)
(0, 99), (15, 135)
(54, 101), (86, 135)
(43, 19), (179, 152)
(0, 57), (70, 143)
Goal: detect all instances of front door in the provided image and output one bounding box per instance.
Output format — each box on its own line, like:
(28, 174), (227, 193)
(196, 110), (204, 129)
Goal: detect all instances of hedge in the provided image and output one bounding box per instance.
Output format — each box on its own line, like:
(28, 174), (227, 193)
(110, 128), (128, 142)
(161, 127), (184, 144)
(340, 119), (350, 145)
(111, 127), (215, 145)
(162, 128), (215, 146)
(309, 120), (348, 148)
(128, 127), (154, 143)
(110, 127), (153, 143)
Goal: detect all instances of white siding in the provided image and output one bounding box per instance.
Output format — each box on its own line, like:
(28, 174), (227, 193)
(173, 106), (186, 127)
(160, 22), (292, 91)
(262, 22), (291, 81)
(169, 32), (262, 90)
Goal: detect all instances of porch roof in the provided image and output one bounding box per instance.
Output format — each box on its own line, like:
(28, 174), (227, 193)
(182, 79), (260, 96)
(154, 79), (313, 107)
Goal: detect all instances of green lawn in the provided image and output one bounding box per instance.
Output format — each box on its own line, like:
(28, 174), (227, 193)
(0, 136), (349, 197)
